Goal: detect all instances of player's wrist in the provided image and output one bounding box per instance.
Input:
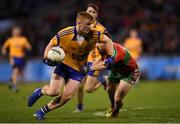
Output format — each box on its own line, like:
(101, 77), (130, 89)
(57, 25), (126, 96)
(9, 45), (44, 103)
(44, 55), (48, 59)
(105, 55), (114, 70)
(43, 58), (57, 66)
(89, 65), (94, 71)
(107, 55), (114, 58)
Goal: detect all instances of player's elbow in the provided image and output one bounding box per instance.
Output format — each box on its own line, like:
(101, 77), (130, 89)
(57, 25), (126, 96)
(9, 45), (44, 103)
(28, 46), (32, 51)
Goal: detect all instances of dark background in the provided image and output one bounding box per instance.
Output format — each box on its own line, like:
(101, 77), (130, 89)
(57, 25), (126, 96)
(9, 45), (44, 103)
(0, 0), (179, 57)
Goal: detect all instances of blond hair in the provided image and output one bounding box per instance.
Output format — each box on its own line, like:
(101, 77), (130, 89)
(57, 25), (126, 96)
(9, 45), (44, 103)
(76, 11), (94, 23)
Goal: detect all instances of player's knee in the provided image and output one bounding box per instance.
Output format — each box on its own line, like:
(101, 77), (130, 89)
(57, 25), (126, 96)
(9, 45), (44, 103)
(51, 73), (61, 80)
(42, 85), (59, 96)
(107, 87), (113, 93)
(107, 84), (116, 93)
(48, 90), (59, 97)
(77, 86), (83, 92)
(85, 87), (94, 93)
(85, 89), (93, 93)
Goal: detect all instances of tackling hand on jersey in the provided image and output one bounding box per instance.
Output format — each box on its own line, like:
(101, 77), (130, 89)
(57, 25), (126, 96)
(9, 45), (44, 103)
(80, 55), (114, 74)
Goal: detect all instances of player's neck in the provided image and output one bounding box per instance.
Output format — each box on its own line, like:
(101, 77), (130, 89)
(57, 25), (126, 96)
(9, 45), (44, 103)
(130, 36), (139, 40)
(76, 26), (80, 34)
(12, 35), (21, 38)
(92, 20), (97, 26)
(76, 26), (85, 36)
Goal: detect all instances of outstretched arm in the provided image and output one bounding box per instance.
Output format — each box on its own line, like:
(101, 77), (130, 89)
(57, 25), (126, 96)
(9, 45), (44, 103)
(102, 34), (113, 56)
(1, 40), (10, 55)
(92, 34), (114, 71)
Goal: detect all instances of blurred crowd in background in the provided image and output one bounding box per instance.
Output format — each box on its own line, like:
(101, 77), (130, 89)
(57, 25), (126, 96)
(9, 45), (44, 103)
(0, 0), (179, 57)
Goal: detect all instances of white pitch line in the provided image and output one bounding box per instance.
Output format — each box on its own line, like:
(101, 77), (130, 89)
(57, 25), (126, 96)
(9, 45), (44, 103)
(94, 105), (177, 117)
(94, 109), (127, 117)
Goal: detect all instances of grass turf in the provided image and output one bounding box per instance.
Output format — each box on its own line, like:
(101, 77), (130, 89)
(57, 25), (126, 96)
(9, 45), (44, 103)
(0, 80), (180, 123)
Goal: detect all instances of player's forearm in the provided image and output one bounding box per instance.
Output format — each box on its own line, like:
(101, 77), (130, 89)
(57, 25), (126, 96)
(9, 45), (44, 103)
(27, 43), (32, 51)
(102, 34), (113, 56)
(1, 47), (7, 55)
(106, 39), (113, 56)
(44, 42), (54, 58)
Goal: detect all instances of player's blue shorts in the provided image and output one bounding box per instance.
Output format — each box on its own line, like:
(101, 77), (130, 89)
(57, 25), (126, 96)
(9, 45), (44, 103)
(87, 62), (111, 83)
(54, 63), (86, 82)
(12, 57), (25, 69)
(86, 62), (94, 76)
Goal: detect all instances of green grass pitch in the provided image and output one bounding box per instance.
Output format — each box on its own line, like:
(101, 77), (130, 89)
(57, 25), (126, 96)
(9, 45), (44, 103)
(0, 80), (180, 123)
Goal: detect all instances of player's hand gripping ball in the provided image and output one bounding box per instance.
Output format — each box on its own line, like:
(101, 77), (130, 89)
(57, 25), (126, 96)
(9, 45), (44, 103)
(47, 47), (65, 63)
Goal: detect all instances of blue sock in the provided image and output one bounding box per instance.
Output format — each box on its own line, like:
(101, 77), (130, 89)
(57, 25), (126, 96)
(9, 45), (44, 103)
(40, 105), (50, 114)
(77, 104), (83, 111)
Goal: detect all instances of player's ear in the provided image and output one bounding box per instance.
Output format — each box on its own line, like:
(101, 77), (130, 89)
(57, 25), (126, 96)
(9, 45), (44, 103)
(76, 18), (79, 24)
(96, 13), (98, 18)
(76, 19), (81, 25)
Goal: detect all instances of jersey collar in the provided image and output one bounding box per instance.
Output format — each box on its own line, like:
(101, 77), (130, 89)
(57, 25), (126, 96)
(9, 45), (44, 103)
(92, 21), (98, 28)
